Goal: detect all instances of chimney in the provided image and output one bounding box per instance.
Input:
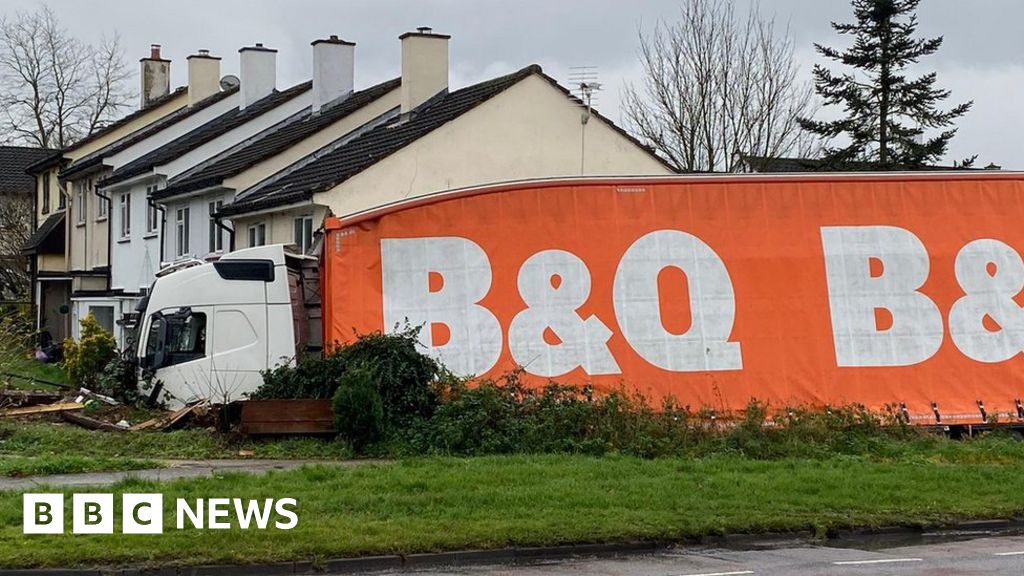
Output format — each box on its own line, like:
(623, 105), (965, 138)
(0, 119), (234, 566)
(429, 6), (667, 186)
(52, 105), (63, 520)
(186, 49), (221, 106)
(311, 35), (355, 114)
(139, 44), (170, 109)
(399, 27), (450, 114)
(238, 43), (277, 109)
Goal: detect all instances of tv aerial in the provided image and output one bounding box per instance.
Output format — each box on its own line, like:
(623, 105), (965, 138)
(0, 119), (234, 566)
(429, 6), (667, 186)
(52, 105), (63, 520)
(569, 66), (602, 125)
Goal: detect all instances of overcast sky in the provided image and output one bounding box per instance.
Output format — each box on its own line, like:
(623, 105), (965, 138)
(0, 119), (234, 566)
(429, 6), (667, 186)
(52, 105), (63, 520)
(5, 0), (1021, 168)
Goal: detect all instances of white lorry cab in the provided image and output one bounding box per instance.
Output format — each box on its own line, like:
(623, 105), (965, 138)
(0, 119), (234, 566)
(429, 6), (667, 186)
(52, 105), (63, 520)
(136, 245), (320, 407)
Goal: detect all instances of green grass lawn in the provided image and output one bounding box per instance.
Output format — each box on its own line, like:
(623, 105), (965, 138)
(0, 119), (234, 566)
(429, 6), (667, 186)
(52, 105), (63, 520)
(4, 359), (69, 390)
(0, 455), (156, 477)
(0, 421), (354, 460)
(1, 454), (1023, 568)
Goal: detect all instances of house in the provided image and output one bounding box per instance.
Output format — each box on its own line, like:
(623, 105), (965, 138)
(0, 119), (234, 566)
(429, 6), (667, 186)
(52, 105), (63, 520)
(28, 29), (675, 348)
(218, 29), (675, 249)
(1, 147), (57, 313)
(53, 50), (247, 345)
(93, 46), (313, 334)
(23, 45), (190, 344)
(152, 37), (401, 257)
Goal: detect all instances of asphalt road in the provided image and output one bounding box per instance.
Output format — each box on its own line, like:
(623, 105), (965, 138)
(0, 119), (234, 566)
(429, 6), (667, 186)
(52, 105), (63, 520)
(404, 534), (1024, 575)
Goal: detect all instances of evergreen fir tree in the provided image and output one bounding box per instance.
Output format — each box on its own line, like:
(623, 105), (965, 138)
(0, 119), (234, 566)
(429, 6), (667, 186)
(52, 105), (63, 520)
(799, 0), (973, 169)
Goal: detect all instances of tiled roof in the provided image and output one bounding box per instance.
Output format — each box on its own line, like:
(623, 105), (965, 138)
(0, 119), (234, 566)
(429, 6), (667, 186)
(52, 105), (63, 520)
(219, 65), (543, 216)
(60, 87), (238, 180)
(22, 211), (64, 255)
(0, 146), (57, 192)
(154, 77), (400, 201)
(63, 86), (189, 152)
(101, 81), (313, 187)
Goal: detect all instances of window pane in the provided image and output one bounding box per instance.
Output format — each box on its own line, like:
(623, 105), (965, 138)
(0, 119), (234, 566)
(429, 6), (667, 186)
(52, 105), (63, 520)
(90, 307), (115, 334)
(159, 312), (207, 368)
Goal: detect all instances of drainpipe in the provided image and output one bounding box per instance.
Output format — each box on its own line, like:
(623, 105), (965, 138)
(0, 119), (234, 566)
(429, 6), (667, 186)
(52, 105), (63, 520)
(94, 187), (114, 292)
(150, 198), (166, 263)
(215, 215), (235, 252)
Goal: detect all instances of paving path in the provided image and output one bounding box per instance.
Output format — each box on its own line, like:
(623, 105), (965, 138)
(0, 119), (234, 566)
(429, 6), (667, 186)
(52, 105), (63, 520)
(406, 534), (1024, 576)
(0, 459), (378, 490)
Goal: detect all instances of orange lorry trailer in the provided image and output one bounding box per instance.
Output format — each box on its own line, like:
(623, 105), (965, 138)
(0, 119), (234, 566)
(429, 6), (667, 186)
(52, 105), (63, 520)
(323, 173), (1024, 425)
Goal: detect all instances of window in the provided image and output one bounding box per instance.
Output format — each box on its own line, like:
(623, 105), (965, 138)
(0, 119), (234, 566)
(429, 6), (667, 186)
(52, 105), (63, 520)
(57, 179), (66, 210)
(208, 200), (224, 253)
(89, 306), (115, 334)
(175, 207), (190, 257)
(41, 176), (50, 214)
(293, 215), (313, 253)
(75, 181), (86, 224)
(248, 222), (266, 247)
(146, 186), (159, 234)
(143, 310), (207, 369)
(118, 193), (131, 238)
(97, 184), (108, 220)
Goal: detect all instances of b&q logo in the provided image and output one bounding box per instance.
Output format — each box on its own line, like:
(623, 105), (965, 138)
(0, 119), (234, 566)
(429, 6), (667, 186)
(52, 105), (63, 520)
(23, 493), (298, 534)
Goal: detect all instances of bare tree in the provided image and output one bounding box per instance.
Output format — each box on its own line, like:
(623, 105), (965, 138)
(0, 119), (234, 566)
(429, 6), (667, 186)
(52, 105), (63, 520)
(0, 192), (33, 301)
(0, 5), (133, 149)
(623, 0), (818, 173)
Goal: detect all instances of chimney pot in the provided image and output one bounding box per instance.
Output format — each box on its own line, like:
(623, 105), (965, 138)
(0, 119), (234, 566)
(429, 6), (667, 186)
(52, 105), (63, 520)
(187, 49), (221, 106)
(311, 36), (355, 114)
(140, 44), (171, 109)
(239, 44), (277, 108)
(400, 29), (450, 114)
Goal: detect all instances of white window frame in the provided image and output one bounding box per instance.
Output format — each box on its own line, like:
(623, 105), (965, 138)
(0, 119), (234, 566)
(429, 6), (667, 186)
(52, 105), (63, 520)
(75, 181), (86, 225)
(57, 175), (66, 210)
(118, 193), (130, 239)
(175, 207), (190, 257)
(41, 176), (50, 214)
(293, 215), (313, 253)
(96, 183), (108, 220)
(146, 185), (159, 234)
(208, 200), (224, 253)
(248, 222), (266, 247)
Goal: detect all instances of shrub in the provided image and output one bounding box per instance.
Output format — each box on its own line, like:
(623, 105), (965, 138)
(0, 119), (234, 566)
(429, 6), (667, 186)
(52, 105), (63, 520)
(332, 366), (384, 451)
(251, 328), (439, 431)
(63, 314), (117, 388)
(95, 355), (149, 405)
(339, 330), (439, 427)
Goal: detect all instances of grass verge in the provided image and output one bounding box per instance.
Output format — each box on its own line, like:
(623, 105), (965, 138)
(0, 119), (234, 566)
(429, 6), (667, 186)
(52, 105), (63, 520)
(0, 455), (156, 477)
(4, 359), (68, 390)
(1, 453), (1023, 568)
(0, 421), (354, 460)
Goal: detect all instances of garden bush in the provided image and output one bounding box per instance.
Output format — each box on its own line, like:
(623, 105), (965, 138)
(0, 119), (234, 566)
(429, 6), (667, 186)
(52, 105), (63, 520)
(397, 371), (938, 459)
(332, 366), (384, 451)
(63, 314), (117, 388)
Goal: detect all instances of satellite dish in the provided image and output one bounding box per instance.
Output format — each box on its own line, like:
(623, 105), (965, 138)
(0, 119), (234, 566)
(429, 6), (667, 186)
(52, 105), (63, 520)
(219, 75), (240, 90)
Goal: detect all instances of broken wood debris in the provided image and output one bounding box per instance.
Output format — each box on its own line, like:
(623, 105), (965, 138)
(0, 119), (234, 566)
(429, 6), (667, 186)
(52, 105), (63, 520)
(60, 411), (125, 432)
(0, 402), (84, 417)
(126, 401), (206, 431)
(0, 390), (63, 408)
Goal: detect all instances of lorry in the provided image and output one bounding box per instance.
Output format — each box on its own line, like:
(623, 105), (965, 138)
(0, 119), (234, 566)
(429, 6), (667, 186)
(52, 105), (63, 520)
(137, 173), (1024, 425)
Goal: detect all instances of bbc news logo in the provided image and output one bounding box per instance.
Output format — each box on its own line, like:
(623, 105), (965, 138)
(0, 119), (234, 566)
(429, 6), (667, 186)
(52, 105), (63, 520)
(23, 494), (298, 534)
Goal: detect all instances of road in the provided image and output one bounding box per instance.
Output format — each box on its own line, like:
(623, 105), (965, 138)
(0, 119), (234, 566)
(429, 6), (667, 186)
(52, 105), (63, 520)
(404, 534), (1024, 575)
